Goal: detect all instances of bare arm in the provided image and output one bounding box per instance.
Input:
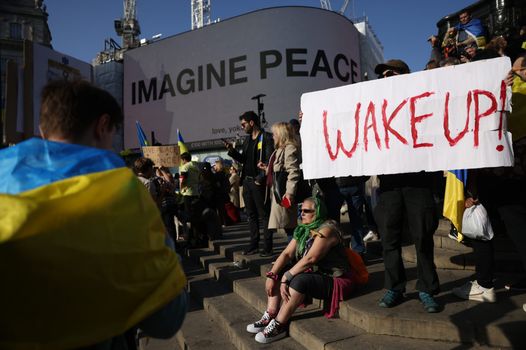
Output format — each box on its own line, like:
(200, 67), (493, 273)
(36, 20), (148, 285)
(269, 239), (297, 275)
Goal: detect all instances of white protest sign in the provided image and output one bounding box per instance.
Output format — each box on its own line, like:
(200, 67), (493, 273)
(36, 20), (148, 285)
(300, 57), (514, 180)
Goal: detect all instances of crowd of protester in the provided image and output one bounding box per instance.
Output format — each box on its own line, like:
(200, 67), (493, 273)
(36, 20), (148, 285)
(100, 12), (526, 341)
(1, 7), (526, 350)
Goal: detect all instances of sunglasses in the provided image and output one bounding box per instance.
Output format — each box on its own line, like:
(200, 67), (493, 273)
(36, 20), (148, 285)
(300, 209), (316, 214)
(379, 69), (400, 79)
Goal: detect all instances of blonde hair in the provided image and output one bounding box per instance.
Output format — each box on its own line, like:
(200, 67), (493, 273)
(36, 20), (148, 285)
(271, 122), (299, 149)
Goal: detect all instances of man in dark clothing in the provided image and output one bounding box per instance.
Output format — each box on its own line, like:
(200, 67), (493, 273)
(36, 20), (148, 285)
(225, 111), (274, 255)
(373, 59), (441, 314)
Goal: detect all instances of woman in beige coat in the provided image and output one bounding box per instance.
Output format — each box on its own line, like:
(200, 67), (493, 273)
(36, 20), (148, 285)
(258, 122), (301, 256)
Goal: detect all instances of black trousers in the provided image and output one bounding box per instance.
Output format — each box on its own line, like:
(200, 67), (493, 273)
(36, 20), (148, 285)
(374, 187), (440, 294)
(467, 238), (495, 288)
(478, 177), (526, 276)
(242, 178), (271, 251)
(160, 203), (178, 240)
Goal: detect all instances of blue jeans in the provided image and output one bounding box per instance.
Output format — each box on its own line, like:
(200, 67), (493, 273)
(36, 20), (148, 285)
(339, 184), (367, 253)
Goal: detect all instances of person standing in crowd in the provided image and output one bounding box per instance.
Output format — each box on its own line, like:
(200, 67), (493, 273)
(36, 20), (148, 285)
(225, 111), (274, 255)
(258, 122), (301, 255)
(336, 175), (370, 257)
(229, 165), (241, 208)
(0, 80), (187, 349)
(453, 10), (487, 49)
(453, 56), (526, 310)
(135, 157), (159, 204)
(373, 60), (441, 313)
(134, 157), (177, 246)
(213, 159), (231, 226)
(297, 111), (342, 222)
(179, 151), (200, 244)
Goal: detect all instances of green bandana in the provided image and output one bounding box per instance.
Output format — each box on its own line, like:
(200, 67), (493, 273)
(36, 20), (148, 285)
(293, 197), (327, 260)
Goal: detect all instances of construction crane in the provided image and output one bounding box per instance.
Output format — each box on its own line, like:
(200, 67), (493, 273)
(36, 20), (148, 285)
(114, 0), (141, 49)
(191, 0), (211, 30)
(320, 0), (351, 15)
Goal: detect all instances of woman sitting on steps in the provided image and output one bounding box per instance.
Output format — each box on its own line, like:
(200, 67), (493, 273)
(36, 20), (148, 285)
(246, 197), (354, 344)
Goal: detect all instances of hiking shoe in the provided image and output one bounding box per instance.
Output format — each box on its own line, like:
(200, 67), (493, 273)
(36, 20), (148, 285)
(246, 311), (274, 334)
(255, 319), (287, 344)
(452, 280), (496, 303)
(419, 292), (440, 313)
(363, 230), (379, 242)
(504, 277), (526, 291)
(378, 290), (404, 308)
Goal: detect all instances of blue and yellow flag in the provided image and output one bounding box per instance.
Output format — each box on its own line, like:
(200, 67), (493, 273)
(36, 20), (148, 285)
(177, 129), (189, 155)
(257, 132), (263, 150)
(0, 138), (186, 350)
(136, 120), (149, 146)
(443, 169), (468, 242)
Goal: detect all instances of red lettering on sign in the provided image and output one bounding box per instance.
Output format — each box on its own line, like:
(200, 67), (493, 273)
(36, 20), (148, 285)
(382, 99), (408, 149)
(473, 89), (497, 147)
(444, 91), (471, 146)
(410, 92), (434, 148)
(363, 101), (381, 152)
(323, 106), (360, 160)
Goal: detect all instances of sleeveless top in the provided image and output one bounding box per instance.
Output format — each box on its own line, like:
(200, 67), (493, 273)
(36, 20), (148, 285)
(299, 235), (350, 277)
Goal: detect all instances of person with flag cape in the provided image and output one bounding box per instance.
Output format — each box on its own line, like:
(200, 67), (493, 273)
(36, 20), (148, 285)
(224, 111), (274, 255)
(0, 80), (187, 349)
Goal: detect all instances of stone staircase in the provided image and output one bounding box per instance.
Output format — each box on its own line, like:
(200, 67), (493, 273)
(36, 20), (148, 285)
(168, 219), (525, 350)
(399, 220), (524, 273)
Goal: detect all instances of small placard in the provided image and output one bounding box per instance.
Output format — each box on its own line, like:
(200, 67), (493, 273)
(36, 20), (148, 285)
(142, 145), (180, 167)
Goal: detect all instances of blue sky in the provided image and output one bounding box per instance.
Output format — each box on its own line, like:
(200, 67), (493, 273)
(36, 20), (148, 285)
(45, 0), (475, 72)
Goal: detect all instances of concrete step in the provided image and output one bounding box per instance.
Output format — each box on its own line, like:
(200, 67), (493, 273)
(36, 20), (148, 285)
(186, 270), (307, 349)
(187, 239), (482, 349)
(402, 245), (524, 272)
(227, 242), (524, 348)
(337, 261), (526, 348)
(138, 268), (231, 350)
(232, 274), (496, 350)
(187, 222), (525, 348)
(175, 308), (236, 350)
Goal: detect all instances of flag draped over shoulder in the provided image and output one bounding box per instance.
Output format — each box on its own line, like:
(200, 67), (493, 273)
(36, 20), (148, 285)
(443, 169), (468, 242)
(0, 138), (186, 350)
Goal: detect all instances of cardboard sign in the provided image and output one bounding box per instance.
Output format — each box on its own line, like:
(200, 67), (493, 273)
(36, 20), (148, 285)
(142, 145), (180, 167)
(300, 57), (514, 180)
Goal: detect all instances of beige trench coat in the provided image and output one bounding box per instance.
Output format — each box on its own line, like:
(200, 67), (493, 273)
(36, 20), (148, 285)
(268, 144), (301, 229)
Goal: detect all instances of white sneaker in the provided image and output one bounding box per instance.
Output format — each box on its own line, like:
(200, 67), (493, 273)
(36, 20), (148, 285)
(363, 230), (379, 242)
(255, 319), (287, 344)
(340, 203), (348, 215)
(246, 311), (273, 334)
(452, 280), (496, 303)
(523, 303), (526, 313)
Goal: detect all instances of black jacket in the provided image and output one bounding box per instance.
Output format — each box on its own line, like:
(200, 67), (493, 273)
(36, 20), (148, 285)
(228, 130), (274, 185)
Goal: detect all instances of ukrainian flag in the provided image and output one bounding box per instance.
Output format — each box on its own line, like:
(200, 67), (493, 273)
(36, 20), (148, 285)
(443, 169), (468, 242)
(0, 138), (186, 350)
(177, 129), (188, 154)
(257, 132), (263, 150)
(136, 120), (149, 146)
